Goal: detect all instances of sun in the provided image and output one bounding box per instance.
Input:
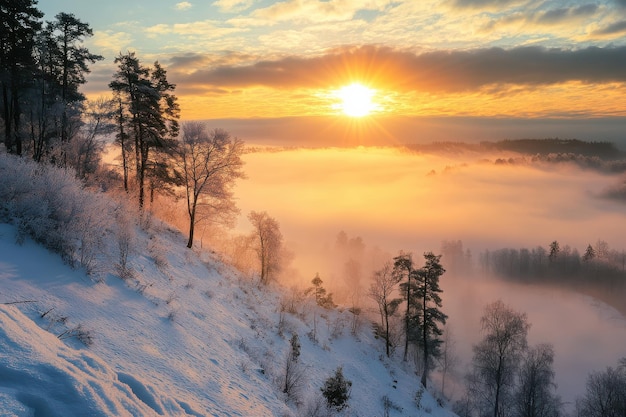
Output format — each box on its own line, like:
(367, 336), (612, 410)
(335, 83), (379, 117)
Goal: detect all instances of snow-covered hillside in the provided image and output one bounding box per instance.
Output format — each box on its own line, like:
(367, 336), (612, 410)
(0, 219), (457, 417)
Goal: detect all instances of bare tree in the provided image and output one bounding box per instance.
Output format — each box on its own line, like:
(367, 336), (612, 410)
(437, 325), (460, 398)
(248, 211), (283, 285)
(576, 360), (626, 417)
(69, 97), (115, 181)
(179, 122), (245, 248)
(368, 261), (402, 357)
(513, 343), (561, 417)
(468, 300), (530, 417)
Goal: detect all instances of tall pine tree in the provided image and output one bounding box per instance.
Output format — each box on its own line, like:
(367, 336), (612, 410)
(0, 0), (43, 155)
(393, 251), (416, 362)
(415, 252), (447, 388)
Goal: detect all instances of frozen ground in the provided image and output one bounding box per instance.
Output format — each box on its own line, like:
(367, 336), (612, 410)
(0, 222), (457, 417)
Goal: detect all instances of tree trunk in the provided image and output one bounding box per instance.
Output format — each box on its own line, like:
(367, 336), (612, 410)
(12, 89), (21, 156)
(494, 360), (503, 417)
(421, 286), (428, 388)
(404, 271), (410, 362)
(187, 201), (196, 249)
(384, 304), (390, 357)
(2, 84), (12, 151)
(138, 139), (148, 210)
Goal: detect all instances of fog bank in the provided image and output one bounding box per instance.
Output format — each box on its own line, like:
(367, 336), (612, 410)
(232, 145), (626, 407)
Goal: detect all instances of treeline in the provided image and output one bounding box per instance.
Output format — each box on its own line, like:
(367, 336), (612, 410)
(480, 138), (622, 158)
(480, 240), (626, 285)
(479, 240), (626, 319)
(404, 138), (623, 159)
(1, 2), (103, 162)
(492, 152), (626, 174)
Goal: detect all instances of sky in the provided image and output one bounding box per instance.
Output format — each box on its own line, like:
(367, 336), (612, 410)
(37, 0), (626, 145)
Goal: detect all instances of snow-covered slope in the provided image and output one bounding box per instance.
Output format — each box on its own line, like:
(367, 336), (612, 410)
(0, 221), (457, 417)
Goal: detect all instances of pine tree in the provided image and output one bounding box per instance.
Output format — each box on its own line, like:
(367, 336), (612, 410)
(583, 244), (596, 262)
(48, 13), (102, 144)
(393, 251), (415, 362)
(415, 252), (447, 388)
(308, 273), (336, 309)
(548, 241), (560, 263)
(321, 367), (352, 411)
(109, 52), (179, 210)
(0, 0), (43, 154)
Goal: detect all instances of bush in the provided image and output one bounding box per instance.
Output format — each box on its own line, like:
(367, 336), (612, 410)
(321, 367), (352, 411)
(0, 153), (117, 274)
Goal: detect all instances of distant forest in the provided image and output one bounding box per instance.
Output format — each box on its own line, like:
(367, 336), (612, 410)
(406, 138), (624, 159)
(442, 239), (626, 317)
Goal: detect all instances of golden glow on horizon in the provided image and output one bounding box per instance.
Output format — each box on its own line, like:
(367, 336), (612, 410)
(334, 83), (379, 117)
(115, 80), (626, 120)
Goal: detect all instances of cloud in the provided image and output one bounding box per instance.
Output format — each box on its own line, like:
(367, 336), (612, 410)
(450, 0), (526, 9)
(536, 4), (598, 24)
(167, 51), (255, 73)
(175, 2), (193, 11)
(571, 3), (599, 17)
(481, 4), (599, 32)
(91, 30), (133, 55)
(252, 0), (394, 23)
(592, 20), (626, 36)
(144, 20), (244, 38)
(212, 0), (255, 13)
(181, 45), (626, 92)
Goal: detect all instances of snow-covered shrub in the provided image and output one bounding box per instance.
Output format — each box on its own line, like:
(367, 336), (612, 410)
(281, 352), (306, 401)
(298, 393), (328, 417)
(148, 237), (169, 270)
(114, 203), (136, 278)
(279, 334), (306, 401)
(329, 315), (346, 339)
(382, 395), (402, 417)
(414, 386), (425, 410)
(0, 154), (119, 273)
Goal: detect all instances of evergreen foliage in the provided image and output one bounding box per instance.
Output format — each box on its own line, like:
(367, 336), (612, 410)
(415, 252), (447, 387)
(321, 367), (352, 411)
(109, 52), (180, 210)
(392, 251), (415, 362)
(307, 273), (336, 309)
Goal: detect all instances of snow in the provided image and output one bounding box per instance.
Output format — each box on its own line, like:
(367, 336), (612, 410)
(0, 221), (457, 417)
